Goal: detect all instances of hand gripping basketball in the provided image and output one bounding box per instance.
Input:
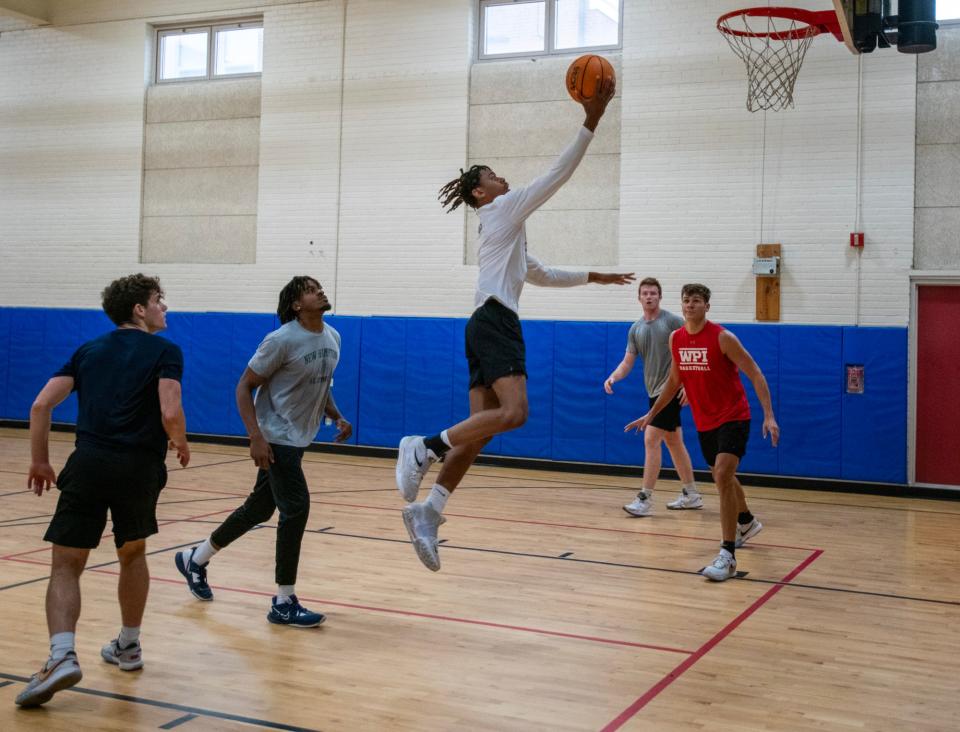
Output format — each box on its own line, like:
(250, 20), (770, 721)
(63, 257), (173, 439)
(565, 54), (616, 103)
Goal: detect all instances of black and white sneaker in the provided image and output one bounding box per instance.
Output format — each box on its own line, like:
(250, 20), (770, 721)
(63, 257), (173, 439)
(175, 547), (213, 601)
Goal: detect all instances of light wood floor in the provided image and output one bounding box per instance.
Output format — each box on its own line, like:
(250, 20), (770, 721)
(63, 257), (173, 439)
(1, 427), (959, 731)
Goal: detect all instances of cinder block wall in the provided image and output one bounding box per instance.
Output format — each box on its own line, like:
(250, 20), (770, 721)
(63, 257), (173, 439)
(915, 22), (960, 269)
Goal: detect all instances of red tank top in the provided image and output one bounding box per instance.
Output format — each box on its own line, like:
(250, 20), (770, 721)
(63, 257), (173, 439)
(671, 320), (750, 431)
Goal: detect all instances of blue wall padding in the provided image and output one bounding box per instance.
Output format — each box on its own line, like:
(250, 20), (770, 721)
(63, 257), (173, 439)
(602, 321), (648, 467)
(0, 308), (10, 419)
(499, 319), (554, 458)
(841, 326), (907, 483)
(8, 309), (48, 419)
(552, 322), (608, 463)
(0, 307), (910, 484)
(726, 323), (780, 476)
(314, 315), (360, 445)
(778, 326), (843, 478)
(403, 318), (456, 440)
(357, 317), (406, 447)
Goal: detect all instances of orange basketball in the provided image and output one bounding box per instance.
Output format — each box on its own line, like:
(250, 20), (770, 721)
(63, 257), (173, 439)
(565, 54), (615, 103)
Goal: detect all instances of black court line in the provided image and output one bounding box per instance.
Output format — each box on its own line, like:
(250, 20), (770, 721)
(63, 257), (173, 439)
(0, 521), (52, 529)
(5, 508), (960, 611)
(0, 672), (320, 731)
(0, 489), (29, 498)
(0, 512), (54, 524)
(159, 713), (199, 729)
(0, 680), (13, 688)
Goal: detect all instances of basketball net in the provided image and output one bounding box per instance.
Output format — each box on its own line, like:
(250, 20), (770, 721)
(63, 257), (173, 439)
(718, 10), (821, 112)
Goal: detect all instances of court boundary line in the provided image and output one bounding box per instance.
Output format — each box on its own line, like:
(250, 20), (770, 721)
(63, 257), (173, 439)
(0, 671), (321, 731)
(599, 549), (824, 731)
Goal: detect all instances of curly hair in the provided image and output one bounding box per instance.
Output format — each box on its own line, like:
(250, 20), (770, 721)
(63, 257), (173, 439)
(277, 276), (320, 324)
(438, 165), (489, 213)
(681, 283), (711, 303)
(101, 274), (164, 326)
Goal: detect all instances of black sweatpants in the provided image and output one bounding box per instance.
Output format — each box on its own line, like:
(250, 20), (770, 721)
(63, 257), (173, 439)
(211, 443), (310, 586)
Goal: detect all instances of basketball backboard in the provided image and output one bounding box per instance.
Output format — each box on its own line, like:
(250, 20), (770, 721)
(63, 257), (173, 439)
(832, 0), (859, 54)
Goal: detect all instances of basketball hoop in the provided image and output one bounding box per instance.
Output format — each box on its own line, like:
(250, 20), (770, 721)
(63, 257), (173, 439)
(717, 7), (843, 111)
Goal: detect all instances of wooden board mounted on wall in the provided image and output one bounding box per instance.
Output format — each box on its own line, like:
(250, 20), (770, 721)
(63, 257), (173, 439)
(756, 243), (781, 321)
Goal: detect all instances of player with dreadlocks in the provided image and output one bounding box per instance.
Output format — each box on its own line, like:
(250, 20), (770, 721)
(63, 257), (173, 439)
(396, 73), (635, 572)
(174, 276), (352, 626)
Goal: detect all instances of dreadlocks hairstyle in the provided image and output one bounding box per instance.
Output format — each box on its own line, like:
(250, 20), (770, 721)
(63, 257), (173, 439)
(277, 276), (320, 325)
(101, 273), (164, 326)
(438, 164), (489, 213)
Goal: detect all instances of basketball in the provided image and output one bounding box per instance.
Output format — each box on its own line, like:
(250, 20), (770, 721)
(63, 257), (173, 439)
(565, 54), (615, 103)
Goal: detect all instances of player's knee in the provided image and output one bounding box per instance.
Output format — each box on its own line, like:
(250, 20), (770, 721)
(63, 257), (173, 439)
(116, 539), (146, 564)
(500, 405), (528, 430)
(644, 430), (662, 449)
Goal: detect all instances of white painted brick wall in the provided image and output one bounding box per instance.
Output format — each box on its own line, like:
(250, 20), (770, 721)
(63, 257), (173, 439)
(0, 0), (918, 325)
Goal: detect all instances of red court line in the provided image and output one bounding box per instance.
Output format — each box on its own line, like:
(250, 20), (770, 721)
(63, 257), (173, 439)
(0, 558), (694, 655)
(0, 507), (236, 561)
(599, 548), (825, 732)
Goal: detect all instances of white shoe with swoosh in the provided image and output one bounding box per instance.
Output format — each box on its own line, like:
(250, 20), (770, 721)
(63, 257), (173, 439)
(396, 435), (436, 502)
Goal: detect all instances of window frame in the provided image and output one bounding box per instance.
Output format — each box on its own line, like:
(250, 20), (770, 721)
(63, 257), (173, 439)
(155, 18), (263, 84)
(478, 0), (622, 61)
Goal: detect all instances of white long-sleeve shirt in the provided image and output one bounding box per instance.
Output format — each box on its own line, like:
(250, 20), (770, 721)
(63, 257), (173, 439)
(474, 126), (594, 313)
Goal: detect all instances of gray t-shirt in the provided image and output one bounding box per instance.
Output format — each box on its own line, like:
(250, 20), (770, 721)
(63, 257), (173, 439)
(626, 310), (685, 397)
(248, 320), (341, 448)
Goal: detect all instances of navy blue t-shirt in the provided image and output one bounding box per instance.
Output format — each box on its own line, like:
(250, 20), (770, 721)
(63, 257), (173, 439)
(55, 329), (183, 459)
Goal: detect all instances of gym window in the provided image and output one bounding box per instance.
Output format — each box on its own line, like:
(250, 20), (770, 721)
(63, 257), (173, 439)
(156, 19), (263, 83)
(479, 0), (621, 59)
(938, 0), (960, 22)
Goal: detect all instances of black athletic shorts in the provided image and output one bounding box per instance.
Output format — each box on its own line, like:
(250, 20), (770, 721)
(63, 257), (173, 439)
(44, 444), (167, 549)
(465, 298), (527, 389)
(648, 394), (682, 432)
(697, 419), (751, 467)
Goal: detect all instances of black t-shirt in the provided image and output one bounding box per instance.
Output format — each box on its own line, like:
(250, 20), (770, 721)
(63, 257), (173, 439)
(55, 329), (183, 459)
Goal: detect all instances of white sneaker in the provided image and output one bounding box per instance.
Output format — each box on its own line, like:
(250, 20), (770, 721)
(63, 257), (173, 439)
(702, 549), (737, 581)
(401, 502), (442, 571)
(736, 518), (763, 548)
(15, 652), (83, 707)
(396, 436), (436, 502)
(623, 491), (653, 517)
(666, 488), (703, 510)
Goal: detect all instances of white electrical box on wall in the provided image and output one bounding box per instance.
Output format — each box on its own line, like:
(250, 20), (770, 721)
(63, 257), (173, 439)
(752, 256), (780, 276)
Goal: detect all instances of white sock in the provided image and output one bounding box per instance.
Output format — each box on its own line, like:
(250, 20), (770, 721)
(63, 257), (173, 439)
(426, 484), (450, 514)
(118, 626), (140, 648)
(191, 538), (218, 566)
(440, 429), (452, 448)
(682, 483), (699, 494)
(50, 632), (75, 661)
(276, 585), (295, 604)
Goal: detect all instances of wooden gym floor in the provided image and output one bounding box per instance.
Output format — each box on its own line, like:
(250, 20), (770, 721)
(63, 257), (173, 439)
(1, 427), (958, 731)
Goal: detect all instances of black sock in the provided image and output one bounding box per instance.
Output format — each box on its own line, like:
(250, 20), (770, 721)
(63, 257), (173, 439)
(738, 511), (754, 525)
(721, 541), (736, 557)
(423, 434), (450, 458)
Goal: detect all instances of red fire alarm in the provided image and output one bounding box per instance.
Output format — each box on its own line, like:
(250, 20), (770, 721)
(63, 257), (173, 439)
(850, 232), (864, 248)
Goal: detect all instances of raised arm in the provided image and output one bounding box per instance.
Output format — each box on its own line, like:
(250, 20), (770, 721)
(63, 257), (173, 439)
(28, 376), (74, 495)
(719, 330), (779, 446)
(604, 351), (637, 394)
(159, 378), (190, 467)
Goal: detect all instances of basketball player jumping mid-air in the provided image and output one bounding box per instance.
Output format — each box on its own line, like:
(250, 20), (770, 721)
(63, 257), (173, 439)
(396, 73), (635, 571)
(625, 283), (777, 581)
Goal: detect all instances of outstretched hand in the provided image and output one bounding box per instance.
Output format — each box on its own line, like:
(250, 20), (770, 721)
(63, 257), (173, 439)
(589, 272), (636, 286)
(624, 413), (652, 434)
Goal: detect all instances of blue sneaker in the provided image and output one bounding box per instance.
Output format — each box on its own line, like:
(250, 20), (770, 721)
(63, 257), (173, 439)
(267, 595), (326, 628)
(174, 547), (213, 601)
